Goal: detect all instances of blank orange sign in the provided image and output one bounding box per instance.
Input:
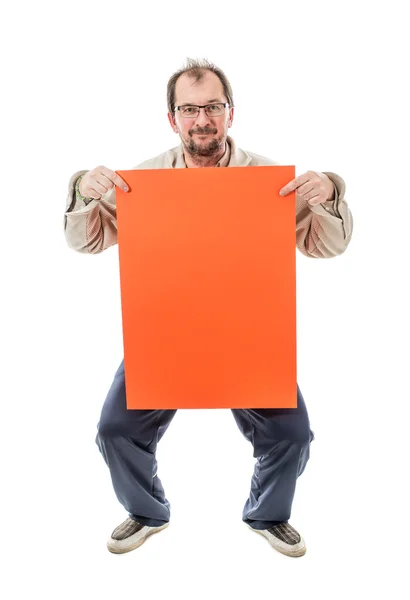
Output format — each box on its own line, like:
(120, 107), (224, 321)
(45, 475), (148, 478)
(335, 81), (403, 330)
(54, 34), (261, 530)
(116, 165), (296, 409)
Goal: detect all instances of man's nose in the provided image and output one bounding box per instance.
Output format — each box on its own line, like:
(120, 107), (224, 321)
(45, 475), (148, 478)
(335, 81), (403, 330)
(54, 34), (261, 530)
(195, 107), (211, 126)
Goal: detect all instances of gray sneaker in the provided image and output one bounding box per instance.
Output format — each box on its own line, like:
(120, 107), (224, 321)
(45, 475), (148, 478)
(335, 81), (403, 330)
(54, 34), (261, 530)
(107, 517), (169, 554)
(248, 522), (306, 557)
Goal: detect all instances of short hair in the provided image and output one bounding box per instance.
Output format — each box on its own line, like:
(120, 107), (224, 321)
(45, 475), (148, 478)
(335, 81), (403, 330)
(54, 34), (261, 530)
(167, 58), (234, 115)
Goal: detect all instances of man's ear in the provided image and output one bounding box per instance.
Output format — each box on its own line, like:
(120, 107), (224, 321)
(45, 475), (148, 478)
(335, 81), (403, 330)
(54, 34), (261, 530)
(228, 106), (235, 129)
(168, 112), (178, 133)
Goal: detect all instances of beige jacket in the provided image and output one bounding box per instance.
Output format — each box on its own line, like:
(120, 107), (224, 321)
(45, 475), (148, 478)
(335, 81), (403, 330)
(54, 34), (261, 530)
(64, 136), (353, 258)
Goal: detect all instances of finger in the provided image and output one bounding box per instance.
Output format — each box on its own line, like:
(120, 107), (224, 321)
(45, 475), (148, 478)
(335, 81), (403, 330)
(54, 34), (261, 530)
(95, 176), (112, 195)
(90, 181), (111, 196)
(100, 167), (129, 191)
(295, 182), (315, 197)
(301, 189), (321, 202)
(280, 173), (311, 196)
(98, 173), (117, 190)
(87, 187), (102, 199)
(307, 195), (322, 206)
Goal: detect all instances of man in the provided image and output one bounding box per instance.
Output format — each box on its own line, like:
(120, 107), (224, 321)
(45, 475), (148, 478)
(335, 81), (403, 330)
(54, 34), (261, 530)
(64, 59), (353, 558)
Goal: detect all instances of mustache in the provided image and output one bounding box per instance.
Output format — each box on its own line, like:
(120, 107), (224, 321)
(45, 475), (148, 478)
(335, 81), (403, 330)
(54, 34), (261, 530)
(189, 127), (217, 136)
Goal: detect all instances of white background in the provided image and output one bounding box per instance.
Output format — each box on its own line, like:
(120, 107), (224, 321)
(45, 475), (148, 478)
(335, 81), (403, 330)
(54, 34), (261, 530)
(2, 0), (409, 598)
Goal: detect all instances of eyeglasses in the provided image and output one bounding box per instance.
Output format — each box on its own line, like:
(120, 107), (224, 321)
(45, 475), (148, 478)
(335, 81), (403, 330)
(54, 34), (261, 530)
(175, 103), (230, 118)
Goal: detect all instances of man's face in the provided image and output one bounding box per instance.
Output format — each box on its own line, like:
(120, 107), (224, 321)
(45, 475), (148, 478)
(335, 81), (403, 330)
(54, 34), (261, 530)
(168, 71), (234, 157)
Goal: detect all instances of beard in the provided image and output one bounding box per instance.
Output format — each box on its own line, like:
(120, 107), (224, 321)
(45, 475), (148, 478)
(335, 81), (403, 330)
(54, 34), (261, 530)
(184, 126), (225, 157)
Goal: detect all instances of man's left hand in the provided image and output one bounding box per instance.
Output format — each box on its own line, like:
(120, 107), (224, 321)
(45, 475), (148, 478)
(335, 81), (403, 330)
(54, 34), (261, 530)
(279, 171), (335, 205)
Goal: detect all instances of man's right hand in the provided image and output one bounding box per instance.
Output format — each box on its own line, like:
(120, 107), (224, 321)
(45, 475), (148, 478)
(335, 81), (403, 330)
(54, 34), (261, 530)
(79, 166), (129, 199)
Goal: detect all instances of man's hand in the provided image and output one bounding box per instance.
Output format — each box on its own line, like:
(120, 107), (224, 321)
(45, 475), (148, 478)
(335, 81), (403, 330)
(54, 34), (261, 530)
(279, 171), (335, 206)
(79, 166), (129, 200)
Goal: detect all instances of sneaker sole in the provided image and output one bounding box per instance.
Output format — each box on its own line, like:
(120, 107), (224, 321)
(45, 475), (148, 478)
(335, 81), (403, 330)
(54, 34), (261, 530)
(248, 525), (307, 557)
(107, 522), (170, 554)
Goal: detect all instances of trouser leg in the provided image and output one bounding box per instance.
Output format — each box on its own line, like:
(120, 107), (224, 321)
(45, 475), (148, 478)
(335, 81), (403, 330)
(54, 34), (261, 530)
(231, 384), (314, 529)
(95, 360), (177, 527)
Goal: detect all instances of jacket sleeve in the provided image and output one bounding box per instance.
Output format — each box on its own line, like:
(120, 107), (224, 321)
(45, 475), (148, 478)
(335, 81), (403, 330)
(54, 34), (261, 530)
(296, 171), (353, 258)
(64, 170), (118, 254)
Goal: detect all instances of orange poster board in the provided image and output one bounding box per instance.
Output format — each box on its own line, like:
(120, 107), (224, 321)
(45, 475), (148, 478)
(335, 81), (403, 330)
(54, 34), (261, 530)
(116, 166), (296, 409)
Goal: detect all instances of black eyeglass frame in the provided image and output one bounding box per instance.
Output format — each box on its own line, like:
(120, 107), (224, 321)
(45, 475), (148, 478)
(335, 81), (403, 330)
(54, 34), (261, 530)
(174, 102), (231, 117)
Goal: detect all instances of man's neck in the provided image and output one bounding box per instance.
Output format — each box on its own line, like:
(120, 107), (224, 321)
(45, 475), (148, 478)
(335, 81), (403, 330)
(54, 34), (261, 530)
(183, 143), (226, 168)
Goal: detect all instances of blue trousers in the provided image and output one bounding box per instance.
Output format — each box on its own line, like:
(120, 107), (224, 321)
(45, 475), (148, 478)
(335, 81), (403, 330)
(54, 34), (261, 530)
(96, 360), (314, 529)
